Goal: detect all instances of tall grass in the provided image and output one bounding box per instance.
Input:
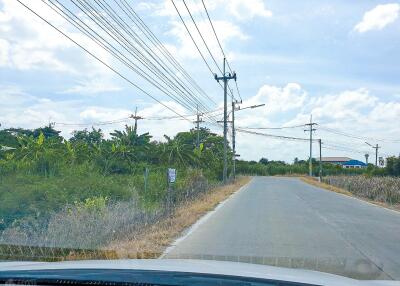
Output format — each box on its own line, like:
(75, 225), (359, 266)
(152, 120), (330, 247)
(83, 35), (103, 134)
(323, 175), (400, 204)
(0, 169), (211, 250)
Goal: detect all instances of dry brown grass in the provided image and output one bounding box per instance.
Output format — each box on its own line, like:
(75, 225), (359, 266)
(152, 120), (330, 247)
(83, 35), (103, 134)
(300, 176), (400, 212)
(300, 176), (353, 196)
(108, 176), (252, 258)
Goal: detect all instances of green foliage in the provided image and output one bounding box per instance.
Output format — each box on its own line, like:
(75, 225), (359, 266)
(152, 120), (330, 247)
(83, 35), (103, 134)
(73, 196), (109, 213)
(0, 123), (398, 234)
(70, 128), (103, 145)
(386, 156), (400, 176)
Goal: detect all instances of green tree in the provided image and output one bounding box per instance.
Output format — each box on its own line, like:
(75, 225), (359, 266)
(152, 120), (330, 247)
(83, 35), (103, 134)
(33, 124), (62, 140)
(70, 128), (103, 145)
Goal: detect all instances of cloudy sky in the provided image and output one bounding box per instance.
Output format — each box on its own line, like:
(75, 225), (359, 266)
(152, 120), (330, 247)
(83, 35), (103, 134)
(1, 0), (399, 162)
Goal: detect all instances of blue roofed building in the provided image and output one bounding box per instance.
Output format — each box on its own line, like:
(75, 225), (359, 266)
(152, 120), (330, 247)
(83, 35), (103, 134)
(319, 157), (367, 169)
(342, 159), (367, 169)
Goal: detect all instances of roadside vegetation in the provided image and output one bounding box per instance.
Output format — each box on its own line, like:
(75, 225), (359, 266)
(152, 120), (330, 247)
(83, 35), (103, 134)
(0, 125), (227, 240)
(1, 124), (399, 259)
(322, 176), (400, 206)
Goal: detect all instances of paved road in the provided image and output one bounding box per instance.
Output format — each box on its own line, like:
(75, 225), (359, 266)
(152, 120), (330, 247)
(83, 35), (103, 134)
(164, 177), (400, 280)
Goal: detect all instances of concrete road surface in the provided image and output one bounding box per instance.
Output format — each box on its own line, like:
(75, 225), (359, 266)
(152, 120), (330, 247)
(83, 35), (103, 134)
(164, 177), (400, 280)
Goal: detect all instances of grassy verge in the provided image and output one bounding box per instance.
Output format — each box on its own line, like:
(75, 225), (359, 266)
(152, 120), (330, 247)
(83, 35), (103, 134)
(300, 177), (353, 196)
(300, 176), (400, 212)
(108, 176), (251, 258)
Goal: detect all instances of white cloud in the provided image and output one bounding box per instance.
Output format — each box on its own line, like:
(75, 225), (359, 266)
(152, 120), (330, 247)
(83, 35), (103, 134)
(61, 79), (123, 95)
(248, 83), (307, 113)
(167, 19), (247, 61)
(0, 86), (192, 141)
(354, 3), (400, 33)
(232, 84), (400, 161)
(2, 83), (400, 161)
(0, 85), (82, 132)
(227, 0), (272, 21)
(0, 0), (122, 94)
(150, 0), (272, 21)
(0, 0), (76, 71)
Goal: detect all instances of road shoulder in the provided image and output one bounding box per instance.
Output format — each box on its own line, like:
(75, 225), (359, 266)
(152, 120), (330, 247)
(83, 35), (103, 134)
(108, 176), (252, 258)
(300, 176), (400, 214)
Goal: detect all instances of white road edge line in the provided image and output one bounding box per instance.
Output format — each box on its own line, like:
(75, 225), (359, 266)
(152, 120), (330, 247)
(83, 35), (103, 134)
(159, 179), (253, 259)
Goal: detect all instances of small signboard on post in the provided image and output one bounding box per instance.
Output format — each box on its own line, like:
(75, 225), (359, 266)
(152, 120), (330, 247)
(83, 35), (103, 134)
(168, 168), (176, 183)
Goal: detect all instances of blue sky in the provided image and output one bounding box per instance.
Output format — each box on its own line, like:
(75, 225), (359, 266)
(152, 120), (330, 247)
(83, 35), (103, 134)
(1, 0), (399, 162)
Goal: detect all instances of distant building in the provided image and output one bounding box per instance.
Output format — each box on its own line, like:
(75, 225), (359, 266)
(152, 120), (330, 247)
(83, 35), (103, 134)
(341, 159), (367, 169)
(319, 157), (367, 169)
(320, 157), (352, 164)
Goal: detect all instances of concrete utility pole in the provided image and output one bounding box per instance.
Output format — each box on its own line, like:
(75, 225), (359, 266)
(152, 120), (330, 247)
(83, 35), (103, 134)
(130, 107), (143, 134)
(366, 142), (380, 167)
(318, 139), (322, 182)
(231, 98), (241, 180)
(218, 102), (264, 180)
(194, 104), (203, 148)
(215, 58), (236, 183)
(304, 115), (317, 177)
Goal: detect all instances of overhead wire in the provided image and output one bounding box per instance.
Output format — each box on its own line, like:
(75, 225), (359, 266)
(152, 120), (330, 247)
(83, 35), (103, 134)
(237, 124), (307, 130)
(235, 128), (314, 142)
(46, 0), (196, 113)
(319, 126), (400, 144)
(89, 0), (214, 115)
(71, 0), (209, 115)
(117, 0), (217, 105)
(182, 0), (222, 74)
(200, 0), (242, 102)
(170, 0), (236, 101)
(44, 0), (222, 125)
(16, 0), (192, 122)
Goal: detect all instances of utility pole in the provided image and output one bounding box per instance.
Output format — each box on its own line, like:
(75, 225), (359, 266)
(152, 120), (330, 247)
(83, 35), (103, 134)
(304, 115), (317, 177)
(215, 58), (236, 183)
(194, 104), (203, 148)
(365, 142), (381, 167)
(374, 144), (380, 167)
(130, 107), (143, 134)
(231, 98), (241, 180)
(318, 139), (322, 182)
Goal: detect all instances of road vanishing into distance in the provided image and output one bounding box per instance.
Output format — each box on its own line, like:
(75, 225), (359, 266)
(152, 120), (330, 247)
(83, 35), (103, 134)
(163, 177), (400, 280)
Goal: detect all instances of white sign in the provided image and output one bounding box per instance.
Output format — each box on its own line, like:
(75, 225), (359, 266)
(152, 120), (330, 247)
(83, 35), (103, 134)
(168, 168), (176, 183)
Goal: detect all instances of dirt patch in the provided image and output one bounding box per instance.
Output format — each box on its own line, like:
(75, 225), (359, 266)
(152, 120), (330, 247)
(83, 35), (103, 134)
(300, 177), (400, 212)
(108, 176), (251, 258)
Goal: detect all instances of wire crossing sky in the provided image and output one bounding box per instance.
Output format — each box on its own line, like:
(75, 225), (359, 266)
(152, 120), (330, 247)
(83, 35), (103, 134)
(1, 0), (399, 162)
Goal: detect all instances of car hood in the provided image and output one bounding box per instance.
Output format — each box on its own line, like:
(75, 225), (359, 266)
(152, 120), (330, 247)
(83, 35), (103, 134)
(0, 259), (398, 286)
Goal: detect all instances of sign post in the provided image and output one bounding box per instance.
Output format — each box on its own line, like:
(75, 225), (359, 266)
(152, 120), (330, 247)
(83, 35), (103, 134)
(144, 167), (149, 193)
(167, 168), (176, 214)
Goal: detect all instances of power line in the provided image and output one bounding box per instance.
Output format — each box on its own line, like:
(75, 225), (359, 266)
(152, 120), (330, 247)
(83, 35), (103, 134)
(237, 124), (306, 130)
(70, 0), (209, 114)
(17, 0), (193, 123)
(319, 126), (400, 143)
(182, 0), (222, 74)
(118, 0), (217, 106)
(47, 0), (196, 113)
(89, 0), (213, 114)
(170, 0), (236, 101)
(200, 0), (242, 102)
(236, 128), (313, 142)
(46, 0), (220, 124)
(45, 0), (223, 126)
